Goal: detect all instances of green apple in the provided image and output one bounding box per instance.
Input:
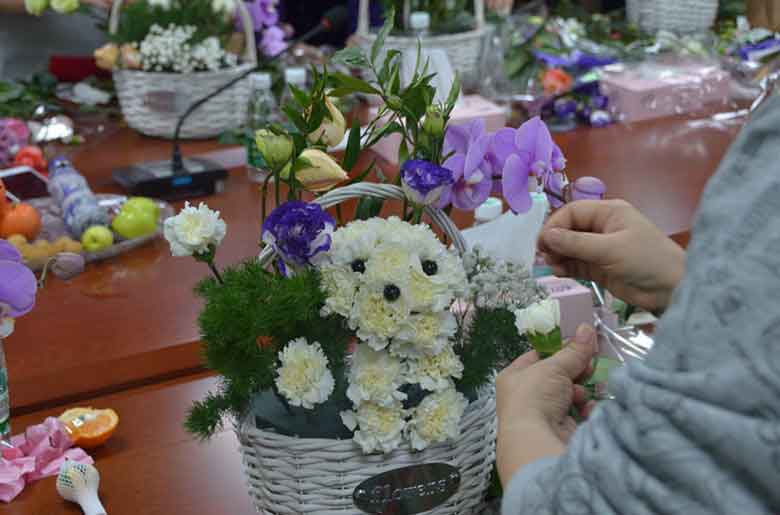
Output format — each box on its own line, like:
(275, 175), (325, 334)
(111, 208), (157, 239)
(81, 225), (114, 252)
(122, 197), (160, 219)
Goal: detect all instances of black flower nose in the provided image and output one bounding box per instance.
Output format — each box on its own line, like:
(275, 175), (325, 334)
(383, 284), (401, 302)
(422, 260), (438, 276)
(351, 259), (366, 273)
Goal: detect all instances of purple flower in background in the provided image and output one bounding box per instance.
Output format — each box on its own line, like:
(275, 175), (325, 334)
(533, 50), (616, 71)
(260, 25), (287, 57)
(553, 97), (577, 118)
(401, 160), (454, 206)
(0, 240), (37, 319)
(262, 201), (335, 266)
(0, 118), (30, 167)
(438, 120), (493, 210)
(248, 0), (279, 28)
(589, 110), (612, 128)
(569, 176), (606, 202)
(589, 94), (609, 110)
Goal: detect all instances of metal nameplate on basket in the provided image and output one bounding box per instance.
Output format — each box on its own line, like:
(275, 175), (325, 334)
(353, 463), (460, 515)
(143, 90), (191, 114)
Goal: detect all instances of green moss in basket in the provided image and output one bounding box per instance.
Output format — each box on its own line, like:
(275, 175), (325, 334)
(186, 261), (352, 440)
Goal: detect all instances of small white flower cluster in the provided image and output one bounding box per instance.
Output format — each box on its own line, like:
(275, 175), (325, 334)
(317, 218), (468, 453)
(274, 338), (335, 409)
(139, 24), (238, 73)
(462, 246), (547, 310)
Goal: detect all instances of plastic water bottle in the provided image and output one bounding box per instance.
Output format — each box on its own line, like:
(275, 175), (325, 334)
(47, 158), (109, 238)
(245, 72), (277, 184)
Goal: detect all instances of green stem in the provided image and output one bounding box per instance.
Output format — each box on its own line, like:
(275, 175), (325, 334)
(411, 205), (423, 225)
(208, 262), (224, 285)
(335, 204), (344, 226)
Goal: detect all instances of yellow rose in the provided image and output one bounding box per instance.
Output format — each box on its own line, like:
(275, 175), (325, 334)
(286, 149), (348, 192)
(94, 43), (120, 71)
(307, 97), (346, 148)
(120, 44), (142, 70)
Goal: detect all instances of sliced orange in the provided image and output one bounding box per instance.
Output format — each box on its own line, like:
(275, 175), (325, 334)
(59, 407), (119, 449)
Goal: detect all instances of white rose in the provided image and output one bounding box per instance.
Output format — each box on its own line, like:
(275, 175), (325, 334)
(163, 202), (227, 257)
(514, 298), (560, 336)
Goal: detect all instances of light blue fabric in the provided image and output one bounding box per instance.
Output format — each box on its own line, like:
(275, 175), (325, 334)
(502, 95), (780, 515)
(0, 12), (106, 79)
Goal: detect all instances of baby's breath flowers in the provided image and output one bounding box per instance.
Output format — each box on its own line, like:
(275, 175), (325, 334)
(139, 24), (238, 73)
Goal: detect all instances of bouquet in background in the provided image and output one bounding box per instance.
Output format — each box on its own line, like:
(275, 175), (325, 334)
(93, 0), (286, 73)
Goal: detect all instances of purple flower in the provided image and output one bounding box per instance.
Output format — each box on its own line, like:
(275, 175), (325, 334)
(0, 118), (29, 167)
(400, 160), (454, 206)
(246, 0), (279, 29)
(568, 176), (606, 202)
(589, 110), (612, 128)
(262, 201), (335, 266)
(500, 117), (556, 214)
(553, 97), (577, 118)
(0, 240), (37, 319)
(589, 94), (609, 110)
(260, 25), (287, 57)
(437, 120), (493, 210)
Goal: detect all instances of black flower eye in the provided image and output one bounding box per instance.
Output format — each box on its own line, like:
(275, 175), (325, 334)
(383, 284), (401, 302)
(422, 260), (438, 276)
(351, 259), (366, 273)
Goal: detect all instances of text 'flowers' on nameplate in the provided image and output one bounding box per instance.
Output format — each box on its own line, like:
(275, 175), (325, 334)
(353, 463), (461, 515)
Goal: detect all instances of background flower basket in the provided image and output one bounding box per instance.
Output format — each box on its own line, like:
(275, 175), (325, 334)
(107, 0), (257, 139)
(355, 0), (488, 82)
(626, 0), (719, 34)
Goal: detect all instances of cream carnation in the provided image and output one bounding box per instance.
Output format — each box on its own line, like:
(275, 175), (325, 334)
(392, 311), (457, 357)
(349, 281), (411, 351)
(347, 346), (406, 406)
(341, 401), (406, 454)
(319, 265), (359, 318)
(406, 388), (468, 451)
(407, 346), (463, 392)
(275, 338), (334, 409)
(164, 202), (227, 257)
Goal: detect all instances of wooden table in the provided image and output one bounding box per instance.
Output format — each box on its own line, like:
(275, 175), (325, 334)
(7, 110), (742, 413)
(6, 374), (257, 515)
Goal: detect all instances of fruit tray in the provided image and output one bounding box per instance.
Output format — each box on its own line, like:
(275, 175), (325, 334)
(22, 194), (174, 272)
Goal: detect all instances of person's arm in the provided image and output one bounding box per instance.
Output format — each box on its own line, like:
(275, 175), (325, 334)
(499, 95), (780, 514)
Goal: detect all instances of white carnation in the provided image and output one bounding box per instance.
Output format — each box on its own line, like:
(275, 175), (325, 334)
(406, 388), (468, 451)
(346, 346), (406, 406)
(349, 280), (412, 351)
(407, 346), (463, 392)
(514, 298), (560, 336)
(163, 201), (227, 257)
(319, 265), (359, 318)
(392, 311), (457, 357)
(274, 338), (334, 409)
(341, 400), (406, 454)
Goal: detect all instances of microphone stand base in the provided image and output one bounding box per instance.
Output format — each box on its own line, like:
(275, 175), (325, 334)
(112, 157), (228, 200)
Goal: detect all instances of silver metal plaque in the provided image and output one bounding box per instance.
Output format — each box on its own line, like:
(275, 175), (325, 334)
(353, 463), (461, 515)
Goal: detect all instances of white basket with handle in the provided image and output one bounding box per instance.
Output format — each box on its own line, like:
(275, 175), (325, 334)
(238, 183), (496, 515)
(355, 0), (488, 81)
(626, 0), (719, 34)
(108, 0), (257, 139)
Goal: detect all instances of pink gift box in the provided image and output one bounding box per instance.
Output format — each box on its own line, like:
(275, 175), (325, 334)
(600, 61), (731, 123)
(536, 276), (594, 341)
(371, 95), (507, 165)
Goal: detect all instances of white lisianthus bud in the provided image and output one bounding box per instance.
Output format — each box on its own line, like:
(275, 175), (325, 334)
(94, 43), (120, 71)
(308, 97), (347, 148)
(286, 149), (349, 192)
(254, 129), (294, 172)
(50, 0), (78, 13)
(24, 0), (47, 15)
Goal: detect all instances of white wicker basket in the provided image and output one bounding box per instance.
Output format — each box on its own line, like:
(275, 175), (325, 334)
(626, 0), (719, 34)
(355, 0), (487, 80)
(241, 184), (495, 515)
(108, 0), (257, 139)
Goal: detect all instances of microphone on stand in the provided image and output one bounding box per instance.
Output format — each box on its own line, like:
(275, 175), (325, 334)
(113, 5), (350, 200)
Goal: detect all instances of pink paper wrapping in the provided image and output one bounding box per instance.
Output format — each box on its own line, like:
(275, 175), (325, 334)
(0, 417), (93, 503)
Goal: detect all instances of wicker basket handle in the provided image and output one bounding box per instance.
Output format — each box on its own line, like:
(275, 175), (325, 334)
(108, 0), (258, 65)
(258, 183), (468, 268)
(357, 0), (486, 36)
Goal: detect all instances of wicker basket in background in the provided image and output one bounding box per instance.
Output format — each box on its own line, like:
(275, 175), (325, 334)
(238, 183), (495, 515)
(355, 0), (488, 82)
(108, 0), (257, 139)
(626, 0), (719, 34)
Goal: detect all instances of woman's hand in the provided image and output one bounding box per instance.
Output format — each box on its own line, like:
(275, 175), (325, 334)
(538, 200), (686, 314)
(496, 325), (597, 487)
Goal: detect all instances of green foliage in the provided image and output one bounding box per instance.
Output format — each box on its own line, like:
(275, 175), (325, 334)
(110, 0), (232, 45)
(456, 307), (531, 392)
(187, 261), (352, 439)
(0, 72), (60, 118)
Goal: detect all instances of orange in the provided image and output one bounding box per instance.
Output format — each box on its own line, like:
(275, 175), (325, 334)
(59, 407), (119, 449)
(0, 202), (42, 240)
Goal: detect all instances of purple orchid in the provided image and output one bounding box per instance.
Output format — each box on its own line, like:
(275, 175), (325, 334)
(262, 201), (335, 266)
(0, 118), (30, 167)
(260, 25), (287, 57)
(400, 160), (454, 206)
(568, 176), (606, 202)
(437, 119), (493, 210)
(246, 0), (279, 29)
(0, 240), (37, 319)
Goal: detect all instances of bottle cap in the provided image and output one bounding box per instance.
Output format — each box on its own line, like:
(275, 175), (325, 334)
(474, 197), (503, 222)
(285, 67), (307, 86)
(249, 72), (271, 90)
(410, 11), (431, 31)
